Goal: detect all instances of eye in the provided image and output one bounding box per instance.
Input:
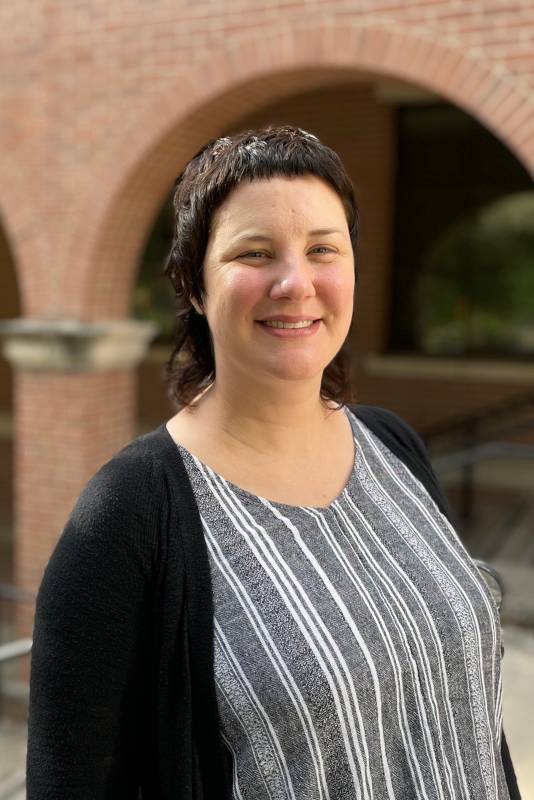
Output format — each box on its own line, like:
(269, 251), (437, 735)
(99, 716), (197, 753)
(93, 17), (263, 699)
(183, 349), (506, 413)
(237, 246), (336, 261)
(310, 246), (336, 255)
(238, 251), (268, 260)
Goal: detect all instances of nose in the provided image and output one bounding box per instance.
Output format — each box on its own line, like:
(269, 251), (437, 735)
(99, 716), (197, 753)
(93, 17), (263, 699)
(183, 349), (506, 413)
(269, 253), (316, 301)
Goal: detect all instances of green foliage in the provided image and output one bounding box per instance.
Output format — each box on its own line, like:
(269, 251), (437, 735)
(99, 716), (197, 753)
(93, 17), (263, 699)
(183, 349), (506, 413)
(416, 191), (534, 355)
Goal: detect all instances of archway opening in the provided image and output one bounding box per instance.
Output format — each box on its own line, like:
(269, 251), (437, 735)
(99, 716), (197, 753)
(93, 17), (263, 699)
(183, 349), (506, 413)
(390, 103), (534, 357)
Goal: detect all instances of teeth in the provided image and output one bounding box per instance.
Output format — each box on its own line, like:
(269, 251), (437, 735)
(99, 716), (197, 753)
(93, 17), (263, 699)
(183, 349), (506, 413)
(263, 320), (315, 329)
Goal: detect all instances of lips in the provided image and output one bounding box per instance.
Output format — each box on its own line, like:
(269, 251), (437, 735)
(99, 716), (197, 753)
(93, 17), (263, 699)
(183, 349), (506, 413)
(258, 315), (321, 323)
(256, 318), (322, 337)
(262, 320), (314, 329)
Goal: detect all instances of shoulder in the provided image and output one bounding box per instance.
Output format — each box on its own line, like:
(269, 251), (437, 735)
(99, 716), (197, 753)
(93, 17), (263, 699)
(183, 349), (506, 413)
(36, 428), (179, 618)
(67, 426), (175, 547)
(349, 403), (451, 519)
(349, 404), (426, 456)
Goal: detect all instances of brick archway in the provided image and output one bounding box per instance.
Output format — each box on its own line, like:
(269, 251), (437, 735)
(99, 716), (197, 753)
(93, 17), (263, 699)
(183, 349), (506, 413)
(73, 20), (534, 319)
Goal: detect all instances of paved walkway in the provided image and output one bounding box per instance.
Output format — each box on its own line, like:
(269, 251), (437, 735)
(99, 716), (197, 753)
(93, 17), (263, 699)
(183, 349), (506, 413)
(0, 719), (25, 798)
(502, 625), (534, 799)
(1, 624), (533, 799)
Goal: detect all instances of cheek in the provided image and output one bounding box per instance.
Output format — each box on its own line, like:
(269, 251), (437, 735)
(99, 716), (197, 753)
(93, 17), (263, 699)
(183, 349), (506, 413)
(220, 270), (267, 316)
(319, 266), (355, 313)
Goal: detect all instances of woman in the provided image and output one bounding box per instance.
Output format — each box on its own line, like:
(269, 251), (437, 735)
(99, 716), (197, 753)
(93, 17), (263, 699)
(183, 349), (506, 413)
(27, 125), (520, 799)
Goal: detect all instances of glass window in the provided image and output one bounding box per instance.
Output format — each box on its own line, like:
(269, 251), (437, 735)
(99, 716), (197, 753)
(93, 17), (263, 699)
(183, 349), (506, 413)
(390, 103), (534, 356)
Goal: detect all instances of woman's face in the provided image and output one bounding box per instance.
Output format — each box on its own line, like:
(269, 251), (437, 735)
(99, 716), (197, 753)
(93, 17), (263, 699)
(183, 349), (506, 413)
(198, 174), (355, 388)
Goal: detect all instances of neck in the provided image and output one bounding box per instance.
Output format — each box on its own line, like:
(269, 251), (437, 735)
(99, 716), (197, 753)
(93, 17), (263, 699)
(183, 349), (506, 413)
(187, 373), (343, 461)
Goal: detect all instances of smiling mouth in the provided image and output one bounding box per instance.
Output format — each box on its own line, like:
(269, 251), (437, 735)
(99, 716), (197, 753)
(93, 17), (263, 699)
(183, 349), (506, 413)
(256, 318), (322, 336)
(260, 320), (318, 329)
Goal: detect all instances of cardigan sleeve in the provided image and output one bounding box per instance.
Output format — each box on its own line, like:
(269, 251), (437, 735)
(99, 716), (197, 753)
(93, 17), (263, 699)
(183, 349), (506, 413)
(26, 445), (165, 799)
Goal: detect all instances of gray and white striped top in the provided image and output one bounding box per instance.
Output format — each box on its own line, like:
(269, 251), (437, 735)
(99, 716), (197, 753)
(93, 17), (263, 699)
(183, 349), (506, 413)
(176, 407), (509, 800)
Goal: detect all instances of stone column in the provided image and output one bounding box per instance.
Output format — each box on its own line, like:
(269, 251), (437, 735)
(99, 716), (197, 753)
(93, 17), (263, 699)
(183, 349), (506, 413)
(0, 318), (157, 696)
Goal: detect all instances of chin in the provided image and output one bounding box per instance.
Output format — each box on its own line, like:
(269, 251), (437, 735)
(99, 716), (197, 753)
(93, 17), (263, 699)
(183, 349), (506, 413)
(263, 357), (330, 383)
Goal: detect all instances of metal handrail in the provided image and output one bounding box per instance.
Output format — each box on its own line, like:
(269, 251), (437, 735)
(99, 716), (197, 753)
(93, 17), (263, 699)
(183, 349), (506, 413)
(422, 390), (534, 441)
(0, 584), (35, 603)
(0, 639), (32, 665)
(473, 559), (504, 612)
(429, 437), (534, 525)
(432, 441), (534, 474)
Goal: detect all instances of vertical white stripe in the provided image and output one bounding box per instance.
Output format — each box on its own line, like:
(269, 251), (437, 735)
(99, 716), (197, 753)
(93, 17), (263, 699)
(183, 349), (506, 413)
(215, 621), (296, 799)
(220, 730), (245, 800)
(202, 515), (331, 800)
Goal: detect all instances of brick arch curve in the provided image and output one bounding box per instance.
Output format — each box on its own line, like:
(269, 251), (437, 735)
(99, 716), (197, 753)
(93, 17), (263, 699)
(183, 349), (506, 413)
(0, 207), (25, 315)
(74, 20), (534, 320)
(0, 202), (33, 316)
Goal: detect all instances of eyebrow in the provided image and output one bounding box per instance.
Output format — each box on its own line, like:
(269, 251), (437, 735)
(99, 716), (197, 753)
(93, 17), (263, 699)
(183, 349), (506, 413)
(233, 228), (344, 242)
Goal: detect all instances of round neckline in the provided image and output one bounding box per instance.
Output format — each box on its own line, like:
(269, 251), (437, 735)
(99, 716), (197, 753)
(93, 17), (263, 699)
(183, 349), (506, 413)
(171, 405), (361, 513)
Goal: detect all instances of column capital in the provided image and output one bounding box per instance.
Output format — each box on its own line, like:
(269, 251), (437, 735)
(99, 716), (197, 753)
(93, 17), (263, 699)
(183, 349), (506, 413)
(0, 318), (159, 372)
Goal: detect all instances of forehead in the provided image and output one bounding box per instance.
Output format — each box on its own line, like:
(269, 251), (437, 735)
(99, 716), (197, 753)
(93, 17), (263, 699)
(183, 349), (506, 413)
(210, 175), (347, 238)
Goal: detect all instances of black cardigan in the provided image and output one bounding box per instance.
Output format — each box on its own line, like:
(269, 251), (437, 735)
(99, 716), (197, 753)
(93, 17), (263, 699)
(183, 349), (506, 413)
(26, 405), (521, 799)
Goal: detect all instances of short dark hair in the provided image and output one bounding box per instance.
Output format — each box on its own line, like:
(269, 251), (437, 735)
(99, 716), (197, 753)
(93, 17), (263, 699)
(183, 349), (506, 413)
(163, 124), (359, 409)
